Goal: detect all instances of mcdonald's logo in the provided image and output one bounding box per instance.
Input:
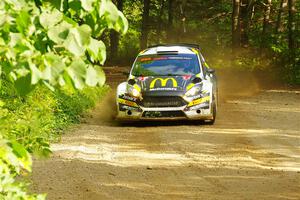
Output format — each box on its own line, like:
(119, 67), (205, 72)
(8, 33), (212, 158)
(150, 78), (178, 89)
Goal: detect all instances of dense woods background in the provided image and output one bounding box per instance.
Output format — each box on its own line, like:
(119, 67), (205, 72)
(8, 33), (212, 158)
(106, 0), (299, 84)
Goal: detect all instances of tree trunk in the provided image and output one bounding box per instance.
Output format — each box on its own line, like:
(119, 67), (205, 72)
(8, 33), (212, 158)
(288, 0), (296, 68)
(140, 0), (150, 49)
(167, 0), (173, 42)
(110, 0), (123, 63)
(275, 0), (286, 33)
(232, 0), (241, 50)
(240, 0), (255, 47)
(157, 0), (165, 43)
(261, 0), (272, 49)
(178, 0), (187, 41)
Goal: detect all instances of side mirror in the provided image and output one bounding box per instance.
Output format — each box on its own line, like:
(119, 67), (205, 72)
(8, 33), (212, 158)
(192, 77), (202, 84)
(207, 68), (215, 74)
(128, 79), (136, 85)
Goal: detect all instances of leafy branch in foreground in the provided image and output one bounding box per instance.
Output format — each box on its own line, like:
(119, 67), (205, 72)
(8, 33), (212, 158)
(0, 0), (128, 94)
(0, 0), (128, 199)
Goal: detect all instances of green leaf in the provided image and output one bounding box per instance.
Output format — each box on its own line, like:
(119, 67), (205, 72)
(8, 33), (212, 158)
(16, 10), (31, 34)
(85, 66), (98, 86)
(63, 25), (91, 56)
(44, 53), (66, 85)
(14, 74), (35, 96)
(95, 66), (106, 86)
(10, 141), (32, 172)
(29, 63), (42, 84)
(99, 0), (119, 21)
(81, 0), (96, 11)
(48, 21), (73, 44)
(87, 38), (106, 64)
(99, 0), (128, 34)
(116, 11), (129, 34)
(39, 8), (63, 29)
(66, 59), (87, 89)
(69, 0), (82, 12)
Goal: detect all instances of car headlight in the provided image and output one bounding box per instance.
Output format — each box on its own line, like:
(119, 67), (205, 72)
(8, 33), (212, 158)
(185, 85), (202, 97)
(127, 85), (141, 98)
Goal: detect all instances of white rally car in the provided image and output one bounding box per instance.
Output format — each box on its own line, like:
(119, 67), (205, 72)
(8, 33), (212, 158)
(116, 44), (217, 124)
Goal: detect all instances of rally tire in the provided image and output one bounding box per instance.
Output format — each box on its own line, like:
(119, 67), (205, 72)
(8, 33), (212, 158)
(206, 101), (217, 125)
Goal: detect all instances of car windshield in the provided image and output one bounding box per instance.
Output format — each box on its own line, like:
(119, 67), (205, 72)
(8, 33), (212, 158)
(131, 54), (200, 76)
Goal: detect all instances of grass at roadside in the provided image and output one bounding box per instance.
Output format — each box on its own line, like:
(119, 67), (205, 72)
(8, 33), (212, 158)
(0, 80), (110, 156)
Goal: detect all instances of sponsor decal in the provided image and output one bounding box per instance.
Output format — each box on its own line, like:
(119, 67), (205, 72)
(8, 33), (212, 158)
(188, 96), (210, 107)
(183, 75), (192, 80)
(121, 94), (137, 102)
(119, 104), (141, 111)
(138, 76), (148, 81)
(149, 87), (178, 91)
(150, 78), (178, 89)
(118, 98), (139, 108)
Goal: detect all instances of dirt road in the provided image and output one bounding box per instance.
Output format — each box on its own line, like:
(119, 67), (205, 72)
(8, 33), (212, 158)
(31, 68), (300, 200)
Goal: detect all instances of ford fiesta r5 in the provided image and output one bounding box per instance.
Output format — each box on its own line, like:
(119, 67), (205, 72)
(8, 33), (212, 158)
(116, 44), (218, 124)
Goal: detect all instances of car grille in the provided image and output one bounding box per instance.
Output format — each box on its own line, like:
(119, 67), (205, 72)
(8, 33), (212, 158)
(141, 96), (186, 107)
(142, 111), (186, 118)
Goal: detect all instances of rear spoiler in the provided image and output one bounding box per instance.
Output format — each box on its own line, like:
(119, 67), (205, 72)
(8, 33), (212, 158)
(157, 51), (178, 55)
(148, 43), (200, 50)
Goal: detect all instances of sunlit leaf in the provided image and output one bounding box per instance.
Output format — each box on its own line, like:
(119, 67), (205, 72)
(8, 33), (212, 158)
(66, 59), (87, 89)
(39, 8), (63, 29)
(95, 66), (106, 86)
(81, 0), (96, 11)
(63, 25), (91, 56)
(87, 38), (106, 64)
(10, 140), (32, 172)
(99, 0), (128, 34)
(48, 21), (73, 44)
(16, 10), (30, 34)
(85, 66), (98, 86)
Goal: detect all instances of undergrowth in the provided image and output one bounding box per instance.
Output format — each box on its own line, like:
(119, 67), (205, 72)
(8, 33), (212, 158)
(0, 79), (109, 157)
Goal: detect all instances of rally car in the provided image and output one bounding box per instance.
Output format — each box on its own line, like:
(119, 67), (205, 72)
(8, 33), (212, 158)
(116, 44), (217, 124)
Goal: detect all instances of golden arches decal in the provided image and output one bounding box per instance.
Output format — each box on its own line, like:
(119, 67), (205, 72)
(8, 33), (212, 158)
(150, 78), (178, 89)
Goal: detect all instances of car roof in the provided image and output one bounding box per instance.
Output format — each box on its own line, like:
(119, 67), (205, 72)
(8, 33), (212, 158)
(139, 45), (199, 56)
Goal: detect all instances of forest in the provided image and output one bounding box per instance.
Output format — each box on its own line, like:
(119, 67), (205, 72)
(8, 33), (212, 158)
(0, 0), (299, 199)
(107, 0), (299, 83)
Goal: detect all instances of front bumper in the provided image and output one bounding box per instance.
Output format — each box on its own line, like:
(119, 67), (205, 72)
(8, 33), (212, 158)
(116, 96), (213, 121)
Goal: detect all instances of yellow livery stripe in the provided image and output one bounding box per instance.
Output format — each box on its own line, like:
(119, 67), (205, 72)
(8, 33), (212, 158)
(118, 98), (139, 107)
(188, 96), (210, 107)
(186, 83), (195, 91)
(191, 48), (199, 54)
(133, 84), (141, 92)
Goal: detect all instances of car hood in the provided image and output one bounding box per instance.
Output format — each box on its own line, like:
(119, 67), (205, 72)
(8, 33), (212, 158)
(134, 75), (194, 96)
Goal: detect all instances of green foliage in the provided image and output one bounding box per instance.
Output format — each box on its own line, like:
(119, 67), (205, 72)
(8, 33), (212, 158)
(0, 0), (128, 95)
(0, 0), (128, 199)
(114, 0), (299, 84)
(0, 137), (45, 199)
(0, 77), (109, 199)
